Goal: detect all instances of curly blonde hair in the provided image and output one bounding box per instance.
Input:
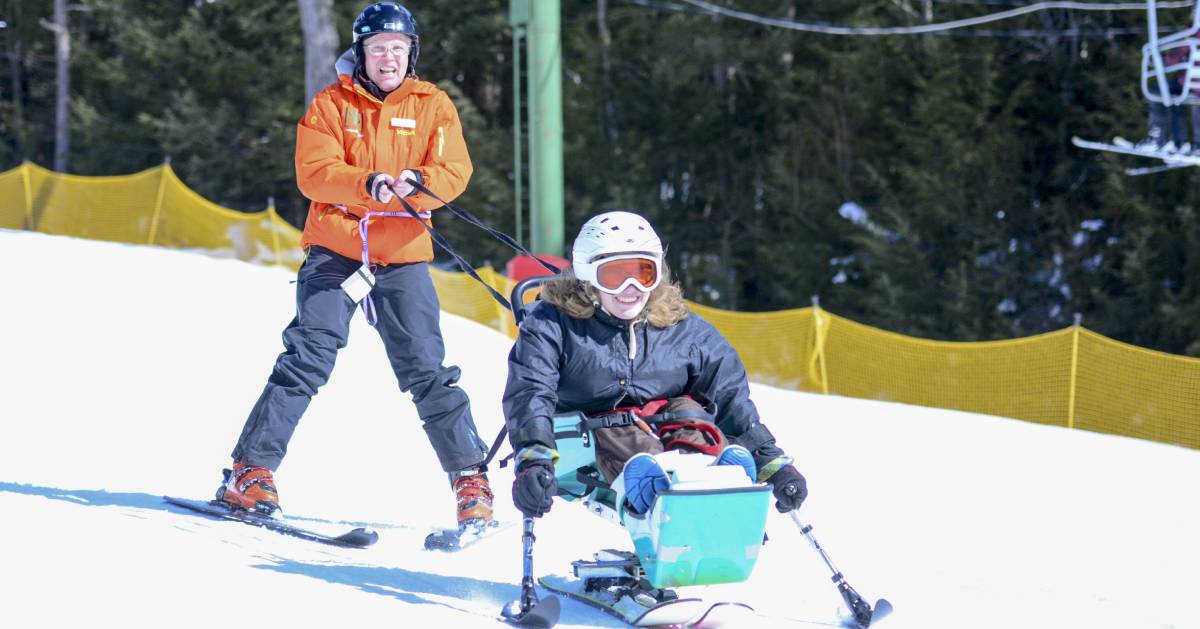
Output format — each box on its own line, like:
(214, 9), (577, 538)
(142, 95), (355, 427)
(539, 262), (689, 327)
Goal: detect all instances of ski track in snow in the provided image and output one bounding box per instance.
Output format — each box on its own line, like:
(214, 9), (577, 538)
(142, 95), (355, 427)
(0, 229), (1197, 629)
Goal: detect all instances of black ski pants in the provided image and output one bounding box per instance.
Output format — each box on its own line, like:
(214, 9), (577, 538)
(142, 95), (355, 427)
(231, 245), (487, 473)
(1148, 101), (1197, 147)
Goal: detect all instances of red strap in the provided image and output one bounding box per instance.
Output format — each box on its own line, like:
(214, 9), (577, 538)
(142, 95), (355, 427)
(657, 421), (726, 456)
(634, 399), (671, 417)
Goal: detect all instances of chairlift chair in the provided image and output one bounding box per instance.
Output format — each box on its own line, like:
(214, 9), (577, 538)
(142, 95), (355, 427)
(1071, 1), (1200, 174)
(1141, 0), (1200, 106)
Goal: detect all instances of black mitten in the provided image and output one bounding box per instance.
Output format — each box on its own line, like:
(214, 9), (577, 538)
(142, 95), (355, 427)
(512, 460), (557, 517)
(767, 464), (807, 513)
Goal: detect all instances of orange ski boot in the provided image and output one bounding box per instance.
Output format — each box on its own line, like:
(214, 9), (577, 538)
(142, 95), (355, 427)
(451, 466), (494, 531)
(217, 463), (280, 516)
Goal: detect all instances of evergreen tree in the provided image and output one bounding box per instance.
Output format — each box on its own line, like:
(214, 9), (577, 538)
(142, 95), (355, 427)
(1, 0), (1199, 356)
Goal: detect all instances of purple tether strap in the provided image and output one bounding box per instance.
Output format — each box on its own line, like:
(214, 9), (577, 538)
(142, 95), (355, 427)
(356, 208), (431, 326)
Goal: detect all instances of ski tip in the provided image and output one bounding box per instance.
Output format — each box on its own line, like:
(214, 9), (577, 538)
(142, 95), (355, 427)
(335, 527), (379, 548)
(424, 529), (461, 551)
(867, 599), (893, 626)
(501, 594), (560, 628)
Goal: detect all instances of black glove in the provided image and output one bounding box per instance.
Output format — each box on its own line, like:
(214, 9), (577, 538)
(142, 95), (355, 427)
(512, 460), (557, 518)
(767, 464), (807, 513)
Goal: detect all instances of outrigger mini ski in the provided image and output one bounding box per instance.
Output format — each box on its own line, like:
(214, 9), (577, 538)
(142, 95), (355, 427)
(790, 512), (892, 629)
(163, 496), (378, 549)
(500, 518), (561, 628)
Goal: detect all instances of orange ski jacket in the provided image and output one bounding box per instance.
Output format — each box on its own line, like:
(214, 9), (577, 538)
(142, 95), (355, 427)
(295, 70), (472, 265)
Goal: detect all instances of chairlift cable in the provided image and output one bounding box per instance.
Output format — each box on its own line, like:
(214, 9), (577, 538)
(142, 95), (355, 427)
(625, 0), (1179, 37)
(664, 0), (1193, 36)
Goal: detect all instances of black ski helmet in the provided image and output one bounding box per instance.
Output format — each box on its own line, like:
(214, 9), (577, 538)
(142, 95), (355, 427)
(352, 2), (420, 78)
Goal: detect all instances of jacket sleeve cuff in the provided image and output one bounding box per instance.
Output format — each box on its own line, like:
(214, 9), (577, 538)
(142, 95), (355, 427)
(509, 418), (557, 453)
(516, 444), (560, 466)
(756, 455), (794, 483)
(731, 422), (790, 473)
(358, 172), (377, 203)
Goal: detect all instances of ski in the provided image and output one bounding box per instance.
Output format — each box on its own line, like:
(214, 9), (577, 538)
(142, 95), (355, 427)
(163, 496), (378, 548)
(1125, 162), (1194, 176)
(859, 599), (893, 628)
(1071, 136), (1200, 166)
(686, 601), (756, 628)
(423, 518), (513, 551)
(538, 573), (746, 628)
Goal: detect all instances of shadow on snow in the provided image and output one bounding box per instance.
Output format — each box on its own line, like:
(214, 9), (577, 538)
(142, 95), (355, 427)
(0, 480), (618, 627)
(0, 480), (171, 510)
(257, 560), (625, 627)
(0, 480), (401, 529)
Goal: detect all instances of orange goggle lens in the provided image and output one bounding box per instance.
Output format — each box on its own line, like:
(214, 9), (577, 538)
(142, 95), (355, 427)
(595, 257), (659, 291)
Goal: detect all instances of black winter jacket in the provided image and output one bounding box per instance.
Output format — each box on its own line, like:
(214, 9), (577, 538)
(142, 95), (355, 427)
(503, 301), (787, 465)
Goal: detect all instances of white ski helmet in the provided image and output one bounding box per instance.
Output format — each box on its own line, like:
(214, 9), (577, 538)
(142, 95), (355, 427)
(572, 211), (664, 295)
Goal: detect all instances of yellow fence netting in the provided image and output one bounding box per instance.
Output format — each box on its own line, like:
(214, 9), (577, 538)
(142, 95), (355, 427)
(4, 161), (1197, 450)
(0, 161), (304, 267)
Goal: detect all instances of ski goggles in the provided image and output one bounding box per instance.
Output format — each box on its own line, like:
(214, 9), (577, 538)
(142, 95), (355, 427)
(578, 254), (662, 295)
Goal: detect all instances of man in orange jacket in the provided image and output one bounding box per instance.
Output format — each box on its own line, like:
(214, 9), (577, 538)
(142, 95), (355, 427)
(220, 2), (493, 531)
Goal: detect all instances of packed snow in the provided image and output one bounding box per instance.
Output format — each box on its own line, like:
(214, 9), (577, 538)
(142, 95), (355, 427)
(1, 229), (1196, 628)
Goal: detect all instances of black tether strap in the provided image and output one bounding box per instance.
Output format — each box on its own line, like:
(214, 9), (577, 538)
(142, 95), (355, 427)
(392, 178), (562, 311)
(485, 425), (514, 469)
(409, 179), (560, 275)
(386, 178), (562, 467)
(397, 195), (517, 310)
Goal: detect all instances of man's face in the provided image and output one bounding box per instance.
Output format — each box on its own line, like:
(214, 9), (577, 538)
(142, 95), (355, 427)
(363, 33), (411, 93)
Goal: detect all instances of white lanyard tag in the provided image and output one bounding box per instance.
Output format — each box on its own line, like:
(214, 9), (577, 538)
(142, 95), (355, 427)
(341, 264), (376, 303)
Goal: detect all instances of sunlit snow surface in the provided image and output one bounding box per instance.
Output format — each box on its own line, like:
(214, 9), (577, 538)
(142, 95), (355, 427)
(1, 229), (1196, 628)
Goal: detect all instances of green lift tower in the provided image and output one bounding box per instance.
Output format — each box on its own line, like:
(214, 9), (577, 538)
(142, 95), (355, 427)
(510, 0), (564, 258)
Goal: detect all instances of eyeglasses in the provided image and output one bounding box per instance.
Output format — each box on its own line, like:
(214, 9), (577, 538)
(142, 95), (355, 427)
(365, 43), (411, 58)
(590, 255), (661, 294)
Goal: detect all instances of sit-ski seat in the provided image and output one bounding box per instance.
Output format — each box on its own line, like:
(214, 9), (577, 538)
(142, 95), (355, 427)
(551, 412), (772, 588)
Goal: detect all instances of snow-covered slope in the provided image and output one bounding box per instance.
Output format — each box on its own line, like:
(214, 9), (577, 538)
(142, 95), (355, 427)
(1, 229), (1196, 628)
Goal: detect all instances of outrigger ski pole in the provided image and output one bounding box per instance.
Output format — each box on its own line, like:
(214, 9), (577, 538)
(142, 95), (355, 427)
(790, 512), (893, 628)
(501, 517), (561, 628)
